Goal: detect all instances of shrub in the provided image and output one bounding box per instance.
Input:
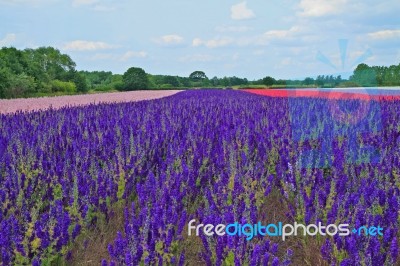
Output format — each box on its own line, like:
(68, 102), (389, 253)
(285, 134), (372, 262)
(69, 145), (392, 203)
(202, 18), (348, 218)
(3, 73), (36, 98)
(51, 80), (77, 93)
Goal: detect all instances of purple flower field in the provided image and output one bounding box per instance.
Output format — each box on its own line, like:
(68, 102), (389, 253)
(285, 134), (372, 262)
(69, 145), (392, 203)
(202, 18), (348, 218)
(0, 90), (399, 265)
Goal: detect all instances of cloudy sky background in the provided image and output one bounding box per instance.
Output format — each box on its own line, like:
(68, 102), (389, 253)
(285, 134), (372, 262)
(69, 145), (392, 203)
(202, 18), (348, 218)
(1, 0), (399, 79)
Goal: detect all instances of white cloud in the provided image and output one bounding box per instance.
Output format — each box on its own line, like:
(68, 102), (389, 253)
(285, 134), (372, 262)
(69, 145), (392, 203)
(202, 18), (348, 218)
(0, 33), (16, 46)
(264, 29), (290, 39)
(156, 34), (184, 46)
(93, 5), (116, 11)
(90, 51), (147, 61)
(72, 0), (115, 11)
(298, 0), (347, 17)
(256, 26), (302, 45)
(72, 0), (97, 7)
(215, 25), (252, 33)
(89, 53), (113, 60)
(179, 54), (218, 62)
(206, 38), (233, 48)
(253, 50), (265, 55)
(63, 40), (117, 51)
(0, 0), (56, 5)
(367, 29), (400, 40)
(119, 51), (147, 61)
(231, 2), (255, 20)
(274, 57), (301, 69)
(192, 38), (203, 47)
(192, 37), (233, 48)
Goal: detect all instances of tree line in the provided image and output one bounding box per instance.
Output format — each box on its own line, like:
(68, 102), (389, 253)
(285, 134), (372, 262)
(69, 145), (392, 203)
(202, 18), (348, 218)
(1, 46), (399, 98)
(349, 63), (400, 87)
(0, 47), (87, 98)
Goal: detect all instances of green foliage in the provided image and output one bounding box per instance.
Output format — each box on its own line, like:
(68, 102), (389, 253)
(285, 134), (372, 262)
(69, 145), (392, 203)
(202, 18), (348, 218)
(0, 67), (12, 98)
(217, 76), (248, 87)
(24, 47), (76, 81)
(4, 73), (36, 98)
(350, 63), (377, 87)
(71, 71), (88, 93)
(189, 70), (207, 81)
(348, 63), (400, 87)
(117, 172), (126, 201)
(303, 77), (315, 86)
(0, 47), (30, 75)
(122, 67), (149, 90)
(0, 46), (84, 98)
(160, 84), (174, 89)
(50, 80), (77, 93)
(262, 76), (276, 86)
(79, 70), (121, 91)
(148, 74), (181, 89)
(224, 251), (235, 265)
(163, 75), (180, 87)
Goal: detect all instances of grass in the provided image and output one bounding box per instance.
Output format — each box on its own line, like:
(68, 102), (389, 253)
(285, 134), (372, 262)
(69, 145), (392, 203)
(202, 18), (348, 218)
(66, 189), (329, 266)
(68, 204), (126, 266)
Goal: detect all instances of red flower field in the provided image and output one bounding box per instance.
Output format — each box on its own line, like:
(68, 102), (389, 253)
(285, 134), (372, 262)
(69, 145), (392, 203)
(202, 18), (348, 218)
(244, 88), (400, 101)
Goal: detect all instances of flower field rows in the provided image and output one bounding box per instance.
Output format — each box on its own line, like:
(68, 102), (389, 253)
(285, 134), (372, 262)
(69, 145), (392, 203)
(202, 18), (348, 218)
(244, 89), (400, 101)
(0, 90), (181, 114)
(0, 90), (399, 265)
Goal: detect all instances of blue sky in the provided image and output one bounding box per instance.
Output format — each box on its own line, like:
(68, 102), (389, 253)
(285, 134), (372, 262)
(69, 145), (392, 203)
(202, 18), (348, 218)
(0, 0), (399, 79)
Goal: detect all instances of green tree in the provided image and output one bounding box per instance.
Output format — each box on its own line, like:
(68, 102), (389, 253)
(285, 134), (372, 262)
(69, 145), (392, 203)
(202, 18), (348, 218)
(122, 67), (149, 90)
(163, 75), (180, 87)
(177, 77), (191, 87)
(262, 76), (276, 86)
(0, 47), (29, 75)
(50, 80), (77, 93)
(0, 68), (12, 98)
(316, 75), (325, 87)
(350, 63), (377, 87)
(73, 72), (88, 92)
(210, 76), (219, 86)
(189, 71), (207, 81)
(303, 77), (314, 86)
(24, 47), (76, 81)
(4, 73), (36, 98)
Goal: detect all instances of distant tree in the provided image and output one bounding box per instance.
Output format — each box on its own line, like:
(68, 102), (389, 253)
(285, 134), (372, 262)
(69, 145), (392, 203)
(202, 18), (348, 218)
(73, 72), (88, 92)
(303, 77), (314, 86)
(350, 63), (377, 87)
(24, 47), (76, 81)
(79, 71), (113, 89)
(123, 67), (149, 90)
(316, 75), (325, 87)
(5, 73), (36, 98)
(275, 79), (286, 85)
(163, 75), (180, 87)
(221, 77), (231, 87)
(210, 76), (219, 86)
(178, 77), (191, 87)
(189, 71), (207, 81)
(335, 75), (342, 86)
(0, 68), (11, 98)
(0, 47), (30, 75)
(262, 76), (276, 86)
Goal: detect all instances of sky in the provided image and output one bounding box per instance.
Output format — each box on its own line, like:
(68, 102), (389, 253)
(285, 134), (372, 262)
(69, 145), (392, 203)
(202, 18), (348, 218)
(0, 0), (399, 80)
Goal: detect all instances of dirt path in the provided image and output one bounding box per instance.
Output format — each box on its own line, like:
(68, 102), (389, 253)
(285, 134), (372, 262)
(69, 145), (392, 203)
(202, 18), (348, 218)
(0, 90), (182, 114)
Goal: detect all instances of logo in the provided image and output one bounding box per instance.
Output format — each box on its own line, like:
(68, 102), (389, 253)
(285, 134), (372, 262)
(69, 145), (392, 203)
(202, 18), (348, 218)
(188, 220), (383, 241)
(287, 39), (382, 168)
